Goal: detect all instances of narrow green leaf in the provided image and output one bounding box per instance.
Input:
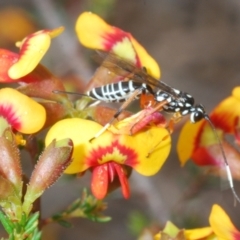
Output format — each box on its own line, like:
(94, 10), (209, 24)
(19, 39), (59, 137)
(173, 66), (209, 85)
(23, 221), (38, 235)
(95, 216), (112, 223)
(24, 212), (39, 231)
(20, 212), (27, 225)
(31, 228), (42, 240)
(0, 211), (13, 234)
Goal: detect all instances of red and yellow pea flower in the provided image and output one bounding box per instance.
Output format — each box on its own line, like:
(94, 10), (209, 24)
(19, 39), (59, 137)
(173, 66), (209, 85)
(153, 204), (240, 240)
(45, 113), (171, 199)
(0, 27), (75, 130)
(177, 86), (240, 179)
(0, 27), (64, 83)
(75, 12), (161, 91)
(76, 12), (160, 79)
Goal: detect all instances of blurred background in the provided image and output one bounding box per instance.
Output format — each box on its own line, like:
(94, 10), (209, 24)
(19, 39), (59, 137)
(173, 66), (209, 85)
(0, 0), (240, 239)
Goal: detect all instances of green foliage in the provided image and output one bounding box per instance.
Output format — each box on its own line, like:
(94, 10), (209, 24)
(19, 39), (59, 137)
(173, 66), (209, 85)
(0, 212), (41, 240)
(51, 189), (111, 227)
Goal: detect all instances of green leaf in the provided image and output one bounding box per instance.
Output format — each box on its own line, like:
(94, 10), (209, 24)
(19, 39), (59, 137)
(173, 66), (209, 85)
(93, 216), (111, 223)
(24, 221), (38, 235)
(24, 212), (39, 231)
(30, 228), (42, 240)
(0, 211), (13, 234)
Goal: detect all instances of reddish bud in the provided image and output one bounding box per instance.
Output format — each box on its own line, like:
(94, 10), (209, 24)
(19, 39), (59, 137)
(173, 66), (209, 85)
(0, 129), (22, 195)
(17, 74), (67, 102)
(23, 138), (73, 214)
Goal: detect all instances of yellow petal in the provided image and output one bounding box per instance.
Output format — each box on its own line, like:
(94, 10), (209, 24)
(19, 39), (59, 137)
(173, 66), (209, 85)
(9, 33), (50, 79)
(75, 12), (160, 79)
(185, 227), (213, 239)
(109, 110), (171, 175)
(232, 86), (240, 100)
(130, 36), (160, 79)
(122, 126), (171, 176)
(0, 88), (46, 134)
(177, 120), (204, 166)
(76, 12), (114, 50)
(47, 26), (64, 38)
(8, 27), (64, 79)
(209, 204), (240, 240)
(45, 118), (113, 173)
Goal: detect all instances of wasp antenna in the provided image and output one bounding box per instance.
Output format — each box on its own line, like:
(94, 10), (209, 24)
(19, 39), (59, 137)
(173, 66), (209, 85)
(204, 114), (240, 205)
(52, 90), (87, 97)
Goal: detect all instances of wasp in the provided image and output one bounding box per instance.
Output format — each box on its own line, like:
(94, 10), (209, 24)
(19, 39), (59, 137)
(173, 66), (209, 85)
(54, 51), (240, 204)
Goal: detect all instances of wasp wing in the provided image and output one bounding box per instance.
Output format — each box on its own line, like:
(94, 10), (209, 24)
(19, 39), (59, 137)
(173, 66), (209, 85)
(95, 51), (179, 99)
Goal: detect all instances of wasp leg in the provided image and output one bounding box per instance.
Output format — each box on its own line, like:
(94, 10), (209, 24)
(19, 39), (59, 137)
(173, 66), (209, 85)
(146, 134), (170, 158)
(89, 88), (145, 142)
(166, 113), (183, 134)
(128, 100), (168, 135)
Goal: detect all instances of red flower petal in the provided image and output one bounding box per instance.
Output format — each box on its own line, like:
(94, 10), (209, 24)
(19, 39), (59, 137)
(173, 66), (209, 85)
(114, 163), (130, 199)
(91, 164), (108, 199)
(0, 49), (19, 82)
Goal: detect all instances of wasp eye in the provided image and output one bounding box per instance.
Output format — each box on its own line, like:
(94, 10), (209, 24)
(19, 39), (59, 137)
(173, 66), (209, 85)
(190, 106), (205, 123)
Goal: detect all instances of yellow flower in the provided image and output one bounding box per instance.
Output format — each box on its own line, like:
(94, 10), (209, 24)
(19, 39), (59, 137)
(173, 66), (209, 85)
(75, 12), (160, 79)
(177, 86), (240, 179)
(0, 27), (64, 82)
(45, 116), (171, 199)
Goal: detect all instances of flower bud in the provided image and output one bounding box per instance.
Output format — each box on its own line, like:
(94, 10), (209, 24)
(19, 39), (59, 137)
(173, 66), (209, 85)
(0, 129), (22, 195)
(17, 76), (67, 102)
(23, 139), (73, 214)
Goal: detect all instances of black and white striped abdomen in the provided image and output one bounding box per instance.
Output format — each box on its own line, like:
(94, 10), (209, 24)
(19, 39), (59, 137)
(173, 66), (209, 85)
(86, 81), (152, 102)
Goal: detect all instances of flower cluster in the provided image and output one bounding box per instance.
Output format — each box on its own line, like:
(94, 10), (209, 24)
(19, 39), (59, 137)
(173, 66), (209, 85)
(45, 12), (172, 200)
(0, 9), (239, 239)
(0, 26), (75, 238)
(0, 11), (173, 236)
